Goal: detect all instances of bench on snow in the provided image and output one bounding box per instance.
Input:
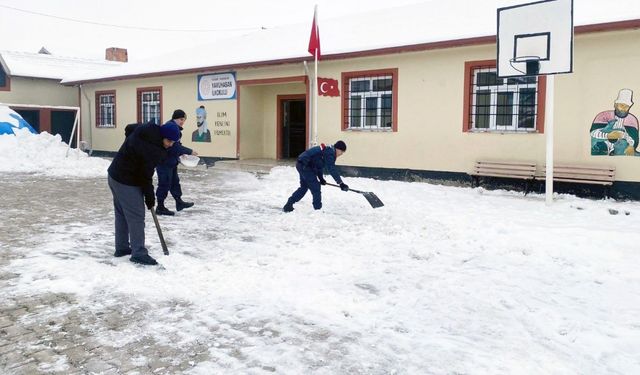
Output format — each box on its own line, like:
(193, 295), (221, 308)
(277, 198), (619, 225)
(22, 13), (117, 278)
(536, 164), (616, 198)
(470, 160), (537, 194)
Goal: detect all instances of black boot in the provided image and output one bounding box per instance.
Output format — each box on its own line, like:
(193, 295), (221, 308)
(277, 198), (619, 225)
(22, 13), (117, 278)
(114, 248), (132, 257)
(176, 198), (194, 211)
(130, 253), (158, 266)
(283, 202), (294, 212)
(156, 203), (175, 216)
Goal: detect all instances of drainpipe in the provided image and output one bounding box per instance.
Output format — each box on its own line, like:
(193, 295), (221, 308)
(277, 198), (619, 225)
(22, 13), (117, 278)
(80, 84), (93, 155)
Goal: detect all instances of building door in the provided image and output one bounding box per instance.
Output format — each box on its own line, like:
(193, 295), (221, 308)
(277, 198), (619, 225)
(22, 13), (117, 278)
(280, 98), (306, 159)
(51, 110), (77, 147)
(14, 110), (40, 132)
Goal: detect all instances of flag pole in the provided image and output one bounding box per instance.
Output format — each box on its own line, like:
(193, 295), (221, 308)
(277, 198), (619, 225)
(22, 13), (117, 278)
(314, 49), (318, 146)
(313, 5), (319, 146)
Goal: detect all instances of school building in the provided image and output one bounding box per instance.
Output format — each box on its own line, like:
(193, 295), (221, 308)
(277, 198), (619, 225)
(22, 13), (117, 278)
(61, 2), (640, 199)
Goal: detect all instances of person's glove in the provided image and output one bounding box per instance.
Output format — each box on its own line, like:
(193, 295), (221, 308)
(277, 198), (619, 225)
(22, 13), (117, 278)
(319, 176), (327, 185)
(340, 183), (349, 192)
(145, 193), (155, 210)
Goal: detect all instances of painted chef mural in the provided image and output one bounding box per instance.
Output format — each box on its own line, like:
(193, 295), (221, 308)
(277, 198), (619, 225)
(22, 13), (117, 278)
(590, 88), (640, 156)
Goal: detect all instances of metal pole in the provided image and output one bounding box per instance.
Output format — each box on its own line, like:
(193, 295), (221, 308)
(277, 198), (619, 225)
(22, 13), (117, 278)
(545, 75), (555, 205)
(313, 48), (318, 146)
(65, 110), (80, 158)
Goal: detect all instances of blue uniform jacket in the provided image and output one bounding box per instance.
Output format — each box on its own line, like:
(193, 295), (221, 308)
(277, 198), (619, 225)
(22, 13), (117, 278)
(158, 120), (193, 169)
(297, 144), (343, 184)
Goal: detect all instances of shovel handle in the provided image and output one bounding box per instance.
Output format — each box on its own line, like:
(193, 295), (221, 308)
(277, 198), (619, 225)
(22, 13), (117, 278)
(325, 182), (364, 194)
(150, 208), (169, 255)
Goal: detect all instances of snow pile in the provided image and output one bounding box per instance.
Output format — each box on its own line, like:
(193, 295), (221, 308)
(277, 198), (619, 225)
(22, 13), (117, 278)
(0, 128), (110, 177)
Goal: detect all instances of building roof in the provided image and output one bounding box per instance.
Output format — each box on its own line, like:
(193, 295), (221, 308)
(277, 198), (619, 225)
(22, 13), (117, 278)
(0, 50), (122, 81)
(62, 0), (640, 84)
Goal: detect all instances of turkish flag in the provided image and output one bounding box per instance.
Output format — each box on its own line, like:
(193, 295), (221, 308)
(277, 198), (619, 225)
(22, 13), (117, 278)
(308, 7), (321, 59)
(318, 78), (339, 97)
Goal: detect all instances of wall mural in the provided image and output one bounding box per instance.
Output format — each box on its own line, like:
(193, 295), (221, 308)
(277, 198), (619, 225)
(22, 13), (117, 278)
(192, 105), (211, 143)
(590, 88), (639, 156)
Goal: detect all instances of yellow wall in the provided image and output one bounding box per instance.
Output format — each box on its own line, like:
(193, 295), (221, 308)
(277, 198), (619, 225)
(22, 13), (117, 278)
(80, 75), (237, 158)
(78, 28), (640, 182)
(0, 77), (78, 107)
(239, 85), (264, 159)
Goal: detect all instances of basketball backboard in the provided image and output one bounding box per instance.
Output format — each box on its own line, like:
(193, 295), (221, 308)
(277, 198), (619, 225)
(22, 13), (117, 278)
(497, 0), (573, 78)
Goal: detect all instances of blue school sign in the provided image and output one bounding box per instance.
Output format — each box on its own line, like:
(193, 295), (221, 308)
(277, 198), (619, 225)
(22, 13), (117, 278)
(197, 72), (237, 101)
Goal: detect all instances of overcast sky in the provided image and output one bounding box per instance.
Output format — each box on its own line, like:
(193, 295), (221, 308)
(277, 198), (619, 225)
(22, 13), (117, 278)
(0, 0), (428, 61)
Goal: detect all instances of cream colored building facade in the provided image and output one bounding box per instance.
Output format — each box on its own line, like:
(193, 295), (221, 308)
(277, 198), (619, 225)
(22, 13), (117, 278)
(70, 22), (640, 198)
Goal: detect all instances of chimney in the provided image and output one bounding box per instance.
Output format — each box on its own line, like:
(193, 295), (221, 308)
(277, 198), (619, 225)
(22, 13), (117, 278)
(105, 47), (128, 62)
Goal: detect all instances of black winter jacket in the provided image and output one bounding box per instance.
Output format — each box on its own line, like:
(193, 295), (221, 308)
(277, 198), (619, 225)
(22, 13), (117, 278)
(108, 123), (167, 199)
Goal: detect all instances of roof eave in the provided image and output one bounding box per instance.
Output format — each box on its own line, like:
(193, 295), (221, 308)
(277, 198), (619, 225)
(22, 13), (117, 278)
(63, 18), (640, 86)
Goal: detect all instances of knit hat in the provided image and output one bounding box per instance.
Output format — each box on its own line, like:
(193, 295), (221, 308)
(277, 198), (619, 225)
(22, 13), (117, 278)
(172, 109), (186, 120)
(160, 123), (181, 141)
(334, 140), (347, 152)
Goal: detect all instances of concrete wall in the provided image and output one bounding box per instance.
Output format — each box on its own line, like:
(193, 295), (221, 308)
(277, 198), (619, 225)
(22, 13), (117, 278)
(0, 77), (78, 107)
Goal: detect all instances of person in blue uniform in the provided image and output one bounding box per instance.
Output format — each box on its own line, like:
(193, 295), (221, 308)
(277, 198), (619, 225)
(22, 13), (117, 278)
(155, 109), (199, 216)
(283, 141), (349, 212)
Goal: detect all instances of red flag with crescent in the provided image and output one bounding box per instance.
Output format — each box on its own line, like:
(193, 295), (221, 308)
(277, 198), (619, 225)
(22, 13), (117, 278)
(318, 77), (339, 97)
(308, 7), (321, 59)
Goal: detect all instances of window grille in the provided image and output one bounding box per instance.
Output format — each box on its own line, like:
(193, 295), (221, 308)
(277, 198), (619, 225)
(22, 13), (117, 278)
(344, 74), (393, 130)
(140, 90), (161, 124)
(97, 93), (115, 128)
(470, 66), (539, 132)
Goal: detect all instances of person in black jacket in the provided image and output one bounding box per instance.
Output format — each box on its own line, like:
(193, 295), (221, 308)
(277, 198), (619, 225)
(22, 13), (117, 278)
(107, 122), (181, 265)
(283, 141), (349, 212)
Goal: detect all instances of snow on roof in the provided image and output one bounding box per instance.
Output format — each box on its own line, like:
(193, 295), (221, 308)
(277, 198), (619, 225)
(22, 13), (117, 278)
(63, 0), (640, 84)
(0, 50), (122, 81)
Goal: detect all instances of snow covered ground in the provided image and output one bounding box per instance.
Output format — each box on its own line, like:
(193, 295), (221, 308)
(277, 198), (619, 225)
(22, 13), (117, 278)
(1, 132), (640, 374)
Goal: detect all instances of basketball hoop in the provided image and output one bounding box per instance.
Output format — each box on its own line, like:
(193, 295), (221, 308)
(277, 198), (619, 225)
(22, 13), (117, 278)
(509, 56), (541, 76)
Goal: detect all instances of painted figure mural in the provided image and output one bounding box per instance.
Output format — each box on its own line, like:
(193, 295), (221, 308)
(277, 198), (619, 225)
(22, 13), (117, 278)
(590, 88), (639, 156)
(192, 105), (211, 142)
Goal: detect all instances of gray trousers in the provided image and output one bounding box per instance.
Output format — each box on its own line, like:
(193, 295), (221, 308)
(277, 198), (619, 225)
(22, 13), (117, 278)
(107, 176), (148, 256)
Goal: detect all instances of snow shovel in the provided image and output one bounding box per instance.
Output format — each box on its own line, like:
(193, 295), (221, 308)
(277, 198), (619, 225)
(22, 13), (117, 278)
(326, 183), (384, 208)
(150, 208), (169, 255)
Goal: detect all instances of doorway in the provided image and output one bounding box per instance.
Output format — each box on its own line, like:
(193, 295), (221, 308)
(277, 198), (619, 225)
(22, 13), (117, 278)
(278, 95), (306, 159)
(51, 110), (77, 147)
(14, 110), (40, 132)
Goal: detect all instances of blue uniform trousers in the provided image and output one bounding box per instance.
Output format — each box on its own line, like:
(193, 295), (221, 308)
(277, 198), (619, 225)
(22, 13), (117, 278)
(156, 165), (182, 203)
(287, 161), (322, 209)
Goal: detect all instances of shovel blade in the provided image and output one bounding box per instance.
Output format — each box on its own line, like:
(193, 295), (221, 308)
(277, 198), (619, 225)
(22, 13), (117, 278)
(362, 192), (384, 208)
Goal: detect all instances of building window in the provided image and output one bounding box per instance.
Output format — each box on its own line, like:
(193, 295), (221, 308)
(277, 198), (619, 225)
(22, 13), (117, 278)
(137, 87), (162, 124)
(95, 91), (116, 128)
(341, 68), (398, 131)
(0, 64), (9, 91)
(463, 60), (546, 133)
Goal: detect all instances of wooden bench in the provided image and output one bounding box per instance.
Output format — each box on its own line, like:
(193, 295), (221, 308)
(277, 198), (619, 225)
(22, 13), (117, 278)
(470, 160), (537, 194)
(536, 164), (616, 198)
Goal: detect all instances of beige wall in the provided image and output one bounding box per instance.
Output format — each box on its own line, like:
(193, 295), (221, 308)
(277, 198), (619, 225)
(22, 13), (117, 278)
(78, 28), (640, 182)
(80, 75), (237, 158)
(310, 29), (640, 182)
(0, 77), (78, 107)
(239, 85), (264, 159)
